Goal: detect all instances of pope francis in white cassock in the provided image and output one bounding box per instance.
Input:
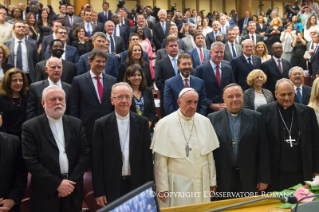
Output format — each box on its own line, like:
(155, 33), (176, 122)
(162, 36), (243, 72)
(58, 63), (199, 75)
(151, 88), (220, 208)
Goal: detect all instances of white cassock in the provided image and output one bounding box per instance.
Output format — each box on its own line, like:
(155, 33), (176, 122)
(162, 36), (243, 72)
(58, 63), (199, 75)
(150, 109), (219, 208)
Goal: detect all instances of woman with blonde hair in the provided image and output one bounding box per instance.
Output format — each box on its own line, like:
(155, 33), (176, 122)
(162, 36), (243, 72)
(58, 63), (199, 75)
(243, 69), (274, 110)
(253, 42), (271, 63)
(308, 77), (319, 124)
(264, 17), (283, 53)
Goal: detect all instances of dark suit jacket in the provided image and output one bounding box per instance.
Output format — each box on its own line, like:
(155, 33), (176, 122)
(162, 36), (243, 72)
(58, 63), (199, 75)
(164, 74), (207, 115)
(188, 48), (211, 69)
(231, 55), (262, 90)
(120, 50), (149, 64)
(4, 38), (39, 82)
(45, 45), (80, 65)
(256, 23), (267, 34)
(22, 115), (89, 212)
(294, 85), (311, 105)
(238, 17), (252, 33)
(26, 79), (71, 119)
(195, 61), (235, 114)
(40, 34), (71, 59)
(115, 25), (129, 49)
(77, 51), (118, 78)
(0, 132), (28, 212)
(35, 59), (77, 84)
(243, 87), (274, 110)
(64, 15), (82, 28)
(224, 43), (242, 62)
(73, 22), (99, 36)
(118, 62), (152, 87)
(153, 22), (171, 50)
(257, 102), (319, 190)
(205, 31), (227, 49)
(92, 112), (153, 203)
(69, 72), (117, 148)
(261, 57), (292, 95)
(98, 11), (113, 24)
(108, 35), (125, 54)
(161, 38), (186, 51)
(2, 62), (14, 74)
(208, 109), (270, 192)
(241, 34), (264, 44)
(309, 46), (319, 79)
(130, 26), (153, 44)
(92, 22), (104, 32)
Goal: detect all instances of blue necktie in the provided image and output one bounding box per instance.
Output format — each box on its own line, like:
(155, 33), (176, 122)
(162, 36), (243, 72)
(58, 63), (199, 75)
(114, 26), (117, 36)
(87, 23), (91, 37)
(162, 22), (165, 34)
(16, 41), (22, 70)
(172, 58), (178, 75)
(247, 58), (253, 71)
(222, 25), (225, 34)
(214, 32), (217, 40)
(296, 87), (302, 104)
(231, 44), (237, 58)
(110, 36), (115, 53)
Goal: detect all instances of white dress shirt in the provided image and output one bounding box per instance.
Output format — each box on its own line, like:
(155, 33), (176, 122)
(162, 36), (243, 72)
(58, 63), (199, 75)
(48, 78), (62, 88)
(180, 73), (191, 87)
(114, 25), (120, 36)
(227, 42), (237, 57)
(14, 37), (29, 73)
(47, 115), (69, 174)
(115, 112), (131, 176)
(84, 21), (92, 34)
(90, 70), (104, 102)
(273, 55), (283, 71)
(160, 21), (166, 32)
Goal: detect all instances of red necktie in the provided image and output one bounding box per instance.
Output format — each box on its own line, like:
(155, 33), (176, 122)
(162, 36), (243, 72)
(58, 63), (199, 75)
(200, 48), (204, 63)
(185, 79), (189, 87)
(95, 76), (103, 101)
(216, 66), (221, 87)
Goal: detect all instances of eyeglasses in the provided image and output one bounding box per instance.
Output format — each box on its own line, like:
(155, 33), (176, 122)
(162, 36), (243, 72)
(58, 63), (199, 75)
(112, 95), (131, 100)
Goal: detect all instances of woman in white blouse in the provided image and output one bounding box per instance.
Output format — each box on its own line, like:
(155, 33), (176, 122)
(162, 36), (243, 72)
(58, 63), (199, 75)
(253, 42), (271, 63)
(202, 18), (213, 36)
(308, 78), (319, 125)
(304, 15), (319, 42)
(280, 22), (295, 62)
(243, 69), (274, 110)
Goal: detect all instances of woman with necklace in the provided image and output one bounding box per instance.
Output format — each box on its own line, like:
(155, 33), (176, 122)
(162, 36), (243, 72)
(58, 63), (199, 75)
(243, 69), (274, 110)
(0, 68), (28, 139)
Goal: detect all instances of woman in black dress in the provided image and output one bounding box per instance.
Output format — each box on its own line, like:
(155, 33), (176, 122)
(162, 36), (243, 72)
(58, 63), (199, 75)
(71, 26), (93, 56)
(0, 68), (28, 139)
(256, 15), (267, 36)
(26, 12), (40, 42)
(38, 9), (51, 40)
(264, 17), (283, 53)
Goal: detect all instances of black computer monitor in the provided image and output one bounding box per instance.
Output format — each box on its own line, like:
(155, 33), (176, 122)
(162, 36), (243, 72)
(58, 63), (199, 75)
(97, 181), (160, 212)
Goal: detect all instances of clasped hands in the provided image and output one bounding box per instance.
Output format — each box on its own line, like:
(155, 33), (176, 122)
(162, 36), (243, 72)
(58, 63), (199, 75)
(0, 198), (14, 212)
(57, 180), (76, 198)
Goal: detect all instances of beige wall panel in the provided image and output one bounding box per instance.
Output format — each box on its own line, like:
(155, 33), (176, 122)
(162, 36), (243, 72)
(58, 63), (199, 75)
(10, 0), (20, 7)
(198, 0), (210, 16)
(274, 2), (284, 18)
(108, 0), (120, 14)
(225, 0), (236, 14)
(251, 0), (260, 15)
(172, 0), (183, 13)
(185, 0), (196, 11)
(212, 1), (223, 13)
(140, 0), (153, 8)
(156, 0), (169, 10)
(262, 1), (272, 14)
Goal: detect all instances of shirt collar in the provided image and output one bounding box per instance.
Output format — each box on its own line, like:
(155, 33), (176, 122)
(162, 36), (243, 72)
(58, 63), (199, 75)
(243, 54), (252, 60)
(48, 78), (62, 87)
(115, 111), (130, 120)
(210, 60), (221, 68)
(273, 55), (281, 60)
(90, 70), (103, 78)
(47, 115), (62, 123)
(294, 85), (302, 91)
(168, 54), (178, 60)
(14, 37), (25, 43)
(226, 108), (242, 117)
(180, 72), (190, 80)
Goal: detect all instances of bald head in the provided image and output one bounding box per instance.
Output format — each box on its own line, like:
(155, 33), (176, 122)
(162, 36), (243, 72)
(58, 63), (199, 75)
(45, 57), (63, 83)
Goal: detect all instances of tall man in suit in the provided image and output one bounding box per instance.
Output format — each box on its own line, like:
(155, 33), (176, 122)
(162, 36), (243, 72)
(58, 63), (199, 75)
(205, 21), (227, 49)
(73, 11), (98, 39)
(224, 29), (242, 62)
(161, 24), (186, 51)
(261, 42), (292, 95)
(27, 57), (71, 119)
(195, 42), (235, 114)
(289, 66), (311, 105)
(238, 11), (252, 36)
(0, 132), (27, 212)
(231, 39), (262, 90)
(145, 8), (156, 25)
(219, 15), (230, 35)
(188, 33), (211, 68)
(22, 85), (90, 212)
(4, 21), (39, 84)
(111, 14), (129, 49)
(98, 2), (112, 24)
(153, 9), (171, 50)
(70, 49), (117, 150)
(257, 79), (319, 191)
(209, 83), (270, 196)
(105, 21), (125, 55)
(91, 11), (104, 32)
(164, 53), (207, 115)
(241, 21), (264, 45)
(308, 32), (319, 80)
(65, 4), (82, 28)
(130, 14), (153, 44)
(40, 20), (63, 59)
(93, 82), (153, 205)
(77, 32), (118, 78)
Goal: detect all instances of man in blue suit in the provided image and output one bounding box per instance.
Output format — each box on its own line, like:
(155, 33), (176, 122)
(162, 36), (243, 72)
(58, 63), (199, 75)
(77, 32), (118, 78)
(195, 42), (235, 115)
(120, 33), (149, 63)
(188, 33), (211, 69)
(231, 39), (262, 90)
(164, 53), (207, 115)
(98, 2), (112, 24)
(238, 11), (252, 36)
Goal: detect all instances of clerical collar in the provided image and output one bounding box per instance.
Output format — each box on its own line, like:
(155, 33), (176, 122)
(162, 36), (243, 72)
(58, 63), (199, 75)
(226, 109), (242, 117)
(115, 111), (129, 120)
(177, 109), (194, 121)
(47, 115), (62, 123)
(277, 101), (294, 110)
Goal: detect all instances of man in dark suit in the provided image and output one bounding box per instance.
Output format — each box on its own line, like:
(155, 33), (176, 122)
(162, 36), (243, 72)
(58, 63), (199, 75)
(153, 9), (171, 50)
(120, 33), (149, 64)
(257, 79), (319, 191)
(52, 4), (66, 20)
(142, 11), (154, 29)
(130, 14), (153, 44)
(238, 11), (252, 36)
(93, 82), (153, 205)
(195, 42), (235, 115)
(4, 21), (39, 84)
(91, 11), (104, 32)
(98, 2), (112, 24)
(205, 21), (227, 49)
(289, 67), (311, 105)
(27, 57), (71, 119)
(118, 8), (131, 29)
(36, 39), (77, 84)
(105, 21), (125, 55)
(160, 25), (186, 51)
(241, 21), (264, 45)
(0, 132), (28, 212)
(224, 29), (242, 62)
(40, 20), (64, 59)
(65, 4), (82, 28)
(77, 32), (118, 78)
(308, 32), (319, 80)
(261, 42), (292, 95)
(73, 11), (98, 38)
(70, 49), (117, 150)
(164, 53), (207, 115)
(22, 85), (89, 212)
(188, 33), (211, 69)
(231, 39), (262, 90)
(111, 14), (129, 48)
(209, 83), (270, 196)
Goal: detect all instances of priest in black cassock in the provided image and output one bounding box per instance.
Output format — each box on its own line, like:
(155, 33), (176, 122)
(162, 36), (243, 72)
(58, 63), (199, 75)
(257, 78), (319, 191)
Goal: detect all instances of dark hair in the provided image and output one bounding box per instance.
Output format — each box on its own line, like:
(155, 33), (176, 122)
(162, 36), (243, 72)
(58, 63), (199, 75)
(0, 68), (29, 97)
(11, 8), (22, 19)
(66, 4), (74, 9)
(51, 20), (62, 27)
(193, 32), (204, 40)
(165, 36), (178, 46)
(54, 26), (67, 34)
(102, 2), (110, 7)
(129, 33), (139, 40)
(177, 53), (192, 65)
(26, 12), (39, 33)
(59, 4), (66, 9)
(0, 5), (7, 11)
(88, 48), (108, 61)
(49, 39), (63, 48)
(73, 26), (88, 37)
(123, 65), (147, 92)
(126, 43), (145, 66)
(38, 9), (51, 26)
(134, 26), (145, 40)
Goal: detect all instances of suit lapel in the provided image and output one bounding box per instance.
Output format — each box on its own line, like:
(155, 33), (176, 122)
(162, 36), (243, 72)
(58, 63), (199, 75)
(192, 49), (200, 66)
(237, 110), (251, 145)
(85, 72), (100, 103)
(240, 55), (251, 70)
(62, 116), (71, 149)
(102, 74), (109, 102)
(177, 75), (185, 91)
(270, 58), (282, 77)
(218, 110), (232, 141)
(108, 112), (122, 158)
(0, 133), (9, 176)
(252, 56), (259, 69)
(41, 115), (59, 150)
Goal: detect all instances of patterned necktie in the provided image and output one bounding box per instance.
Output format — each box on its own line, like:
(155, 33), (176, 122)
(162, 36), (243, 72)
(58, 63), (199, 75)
(87, 23), (91, 37)
(95, 76), (103, 102)
(16, 41), (23, 70)
(296, 87), (302, 104)
(172, 58), (178, 75)
(277, 59), (283, 75)
(200, 48), (204, 63)
(231, 44), (237, 58)
(216, 66), (221, 87)
(247, 58), (253, 71)
(184, 79), (189, 88)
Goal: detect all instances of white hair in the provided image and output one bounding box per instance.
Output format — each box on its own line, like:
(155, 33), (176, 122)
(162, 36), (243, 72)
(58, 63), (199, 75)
(104, 20), (114, 27)
(111, 82), (133, 97)
(42, 85), (65, 101)
(158, 9), (167, 16)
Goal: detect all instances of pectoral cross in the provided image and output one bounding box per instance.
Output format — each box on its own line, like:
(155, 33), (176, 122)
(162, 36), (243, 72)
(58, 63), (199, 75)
(185, 144), (192, 157)
(232, 140), (235, 149)
(285, 135), (296, 147)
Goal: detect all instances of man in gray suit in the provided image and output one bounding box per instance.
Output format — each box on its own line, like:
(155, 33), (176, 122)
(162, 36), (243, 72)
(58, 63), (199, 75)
(104, 21), (125, 55)
(241, 21), (264, 45)
(4, 21), (38, 84)
(146, 8), (156, 25)
(224, 29), (242, 62)
(182, 23), (206, 52)
(65, 4), (82, 28)
(27, 57), (71, 120)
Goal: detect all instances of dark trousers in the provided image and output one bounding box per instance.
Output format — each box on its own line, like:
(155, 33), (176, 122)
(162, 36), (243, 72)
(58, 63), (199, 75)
(214, 169), (242, 200)
(59, 195), (79, 212)
(120, 178), (132, 196)
(291, 56), (307, 70)
(267, 170), (304, 192)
